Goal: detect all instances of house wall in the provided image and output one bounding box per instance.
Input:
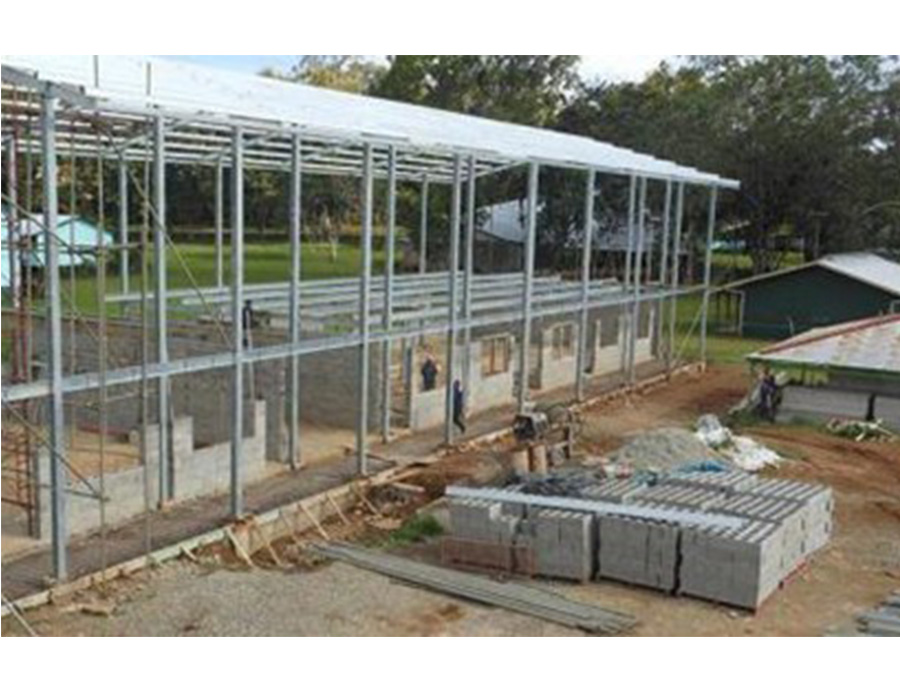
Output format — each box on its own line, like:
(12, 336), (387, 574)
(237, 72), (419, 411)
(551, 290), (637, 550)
(741, 267), (897, 339)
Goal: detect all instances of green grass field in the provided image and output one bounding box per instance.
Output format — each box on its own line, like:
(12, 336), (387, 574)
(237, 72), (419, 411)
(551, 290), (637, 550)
(3, 241), (772, 368)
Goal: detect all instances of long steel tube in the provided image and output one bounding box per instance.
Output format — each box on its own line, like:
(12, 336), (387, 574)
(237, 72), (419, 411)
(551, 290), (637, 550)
(444, 155), (463, 443)
(381, 146), (397, 442)
(575, 169), (596, 401)
(518, 162), (539, 412)
(153, 115), (170, 504)
(288, 134), (302, 469)
(230, 126), (245, 516)
(356, 143), (374, 475)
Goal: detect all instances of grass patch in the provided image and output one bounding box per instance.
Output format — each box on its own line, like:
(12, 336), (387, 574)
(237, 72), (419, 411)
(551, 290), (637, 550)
(383, 513), (444, 548)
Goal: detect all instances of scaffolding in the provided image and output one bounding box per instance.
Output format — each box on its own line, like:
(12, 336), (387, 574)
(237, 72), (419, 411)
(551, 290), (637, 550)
(0, 55), (738, 586)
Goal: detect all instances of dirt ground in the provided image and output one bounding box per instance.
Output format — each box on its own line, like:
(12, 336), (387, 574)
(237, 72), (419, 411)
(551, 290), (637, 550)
(4, 365), (898, 637)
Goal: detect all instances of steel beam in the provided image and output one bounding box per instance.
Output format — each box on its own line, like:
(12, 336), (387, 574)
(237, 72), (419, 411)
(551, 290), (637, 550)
(42, 85), (68, 581)
(215, 158), (224, 288)
(153, 115), (170, 504)
(700, 186), (718, 365)
(356, 143), (374, 475)
(576, 169), (596, 401)
(381, 146), (397, 443)
(288, 134), (302, 470)
(230, 126), (245, 517)
(419, 175), (428, 275)
(518, 162), (539, 412)
(444, 155), (463, 444)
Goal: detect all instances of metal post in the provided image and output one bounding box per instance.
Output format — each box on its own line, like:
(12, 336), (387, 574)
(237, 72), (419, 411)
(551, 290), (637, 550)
(657, 180), (672, 357)
(7, 137), (19, 308)
(153, 115), (170, 505)
(668, 183), (685, 369)
(621, 174), (637, 373)
(419, 176), (429, 275)
(462, 156), (476, 394)
(42, 85), (67, 581)
(288, 134), (302, 470)
(215, 158), (224, 288)
(230, 126), (245, 516)
(118, 161), (129, 295)
(700, 186), (718, 366)
(629, 176), (647, 384)
(518, 162), (539, 412)
(356, 143), (374, 475)
(575, 169), (596, 401)
(444, 155), (463, 444)
(381, 146), (397, 443)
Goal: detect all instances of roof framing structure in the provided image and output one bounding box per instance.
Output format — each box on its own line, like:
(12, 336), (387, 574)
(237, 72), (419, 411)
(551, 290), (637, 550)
(1, 55), (739, 188)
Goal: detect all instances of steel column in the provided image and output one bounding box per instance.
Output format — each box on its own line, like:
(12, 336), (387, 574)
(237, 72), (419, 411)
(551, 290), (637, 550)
(42, 85), (68, 580)
(356, 143), (374, 475)
(153, 115), (170, 504)
(656, 180), (672, 357)
(215, 158), (224, 288)
(518, 162), (539, 412)
(621, 174), (637, 373)
(575, 169), (596, 401)
(444, 156), (463, 443)
(118, 161), (129, 294)
(629, 176), (647, 383)
(462, 156), (476, 394)
(700, 186), (718, 365)
(419, 175), (429, 275)
(668, 183), (685, 371)
(288, 134), (302, 469)
(230, 126), (245, 516)
(6, 137), (19, 307)
(381, 146), (397, 442)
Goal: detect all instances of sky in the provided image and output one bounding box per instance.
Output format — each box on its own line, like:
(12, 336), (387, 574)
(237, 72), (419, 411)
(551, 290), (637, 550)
(161, 55), (669, 83)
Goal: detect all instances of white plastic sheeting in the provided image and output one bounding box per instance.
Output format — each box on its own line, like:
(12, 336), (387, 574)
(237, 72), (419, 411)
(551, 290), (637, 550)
(2, 55), (739, 188)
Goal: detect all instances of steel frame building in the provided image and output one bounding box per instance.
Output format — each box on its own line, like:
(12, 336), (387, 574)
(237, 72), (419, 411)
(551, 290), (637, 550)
(0, 55), (738, 582)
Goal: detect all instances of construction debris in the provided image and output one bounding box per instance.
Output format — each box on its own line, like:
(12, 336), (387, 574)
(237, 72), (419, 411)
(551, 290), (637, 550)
(446, 472), (833, 609)
(608, 427), (721, 473)
(311, 541), (637, 634)
(826, 418), (897, 443)
(694, 415), (781, 472)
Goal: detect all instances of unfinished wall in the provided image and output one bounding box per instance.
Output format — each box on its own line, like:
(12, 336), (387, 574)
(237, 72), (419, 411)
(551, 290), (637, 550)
(535, 321), (578, 391)
(36, 401), (268, 540)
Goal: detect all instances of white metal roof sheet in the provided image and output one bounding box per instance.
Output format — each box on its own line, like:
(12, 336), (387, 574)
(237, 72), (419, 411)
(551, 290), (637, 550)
(818, 252), (900, 297)
(1, 55), (739, 189)
(748, 314), (900, 375)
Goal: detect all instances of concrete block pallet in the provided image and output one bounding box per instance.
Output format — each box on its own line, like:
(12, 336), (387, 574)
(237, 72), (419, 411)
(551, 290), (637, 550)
(446, 472), (833, 609)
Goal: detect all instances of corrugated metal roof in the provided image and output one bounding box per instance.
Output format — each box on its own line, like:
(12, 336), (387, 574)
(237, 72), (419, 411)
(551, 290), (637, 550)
(1, 55), (739, 189)
(747, 314), (900, 375)
(723, 252), (900, 296)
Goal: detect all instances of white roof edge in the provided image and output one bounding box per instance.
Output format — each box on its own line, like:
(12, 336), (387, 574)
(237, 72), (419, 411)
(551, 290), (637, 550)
(2, 55), (739, 189)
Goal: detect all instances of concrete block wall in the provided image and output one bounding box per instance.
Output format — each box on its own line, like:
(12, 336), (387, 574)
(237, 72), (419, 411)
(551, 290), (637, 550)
(36, 401), (268, 540)
(533, 509), (596, 581)
(777, 385), (871, 424)
(536, 323), (579, 391)
(591, 316), (623, 376)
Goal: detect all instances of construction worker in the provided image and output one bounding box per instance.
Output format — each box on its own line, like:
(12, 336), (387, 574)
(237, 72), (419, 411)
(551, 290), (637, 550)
(421, 349), (439, 391)
(453, 379), (466, 434)
(758, 366), (779, 422)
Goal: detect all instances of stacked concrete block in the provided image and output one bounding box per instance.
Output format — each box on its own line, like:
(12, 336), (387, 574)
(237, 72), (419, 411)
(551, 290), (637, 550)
(633, 483), (726, 511)
(580, 480), (647, 504)
(662, 471), (758, 495)
(533, 509), (596, 581)
(741, 478), (834, 557)
(597, 515), (680, 591)
(679, 520), (785, 608)
(446, 473), (832, 609)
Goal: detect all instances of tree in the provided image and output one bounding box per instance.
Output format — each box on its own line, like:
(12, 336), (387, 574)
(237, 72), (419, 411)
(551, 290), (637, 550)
(262, 55), (385, 94)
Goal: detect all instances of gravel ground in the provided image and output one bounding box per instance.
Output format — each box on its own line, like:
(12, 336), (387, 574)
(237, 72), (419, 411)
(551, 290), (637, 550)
(3, 560), (583, 637)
